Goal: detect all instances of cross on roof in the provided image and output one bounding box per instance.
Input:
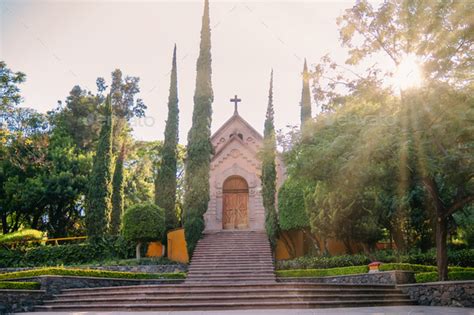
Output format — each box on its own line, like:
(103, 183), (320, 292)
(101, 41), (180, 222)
(230, 95), (241, 114)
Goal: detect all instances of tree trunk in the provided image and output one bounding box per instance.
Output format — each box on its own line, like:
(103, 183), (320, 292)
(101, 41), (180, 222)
(302, 227), (321, 254)
(135, 242), (142, 260)
(436, 215), (448, 281)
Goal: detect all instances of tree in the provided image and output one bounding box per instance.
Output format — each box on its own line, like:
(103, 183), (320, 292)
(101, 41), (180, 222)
(300, 59), (312, 131)
(122, 202), (165, 259)
(261, 70), (279, 249)
(183, 0), (213, 255)
(110, 142), (126, 235)
(85, 95), (113, 240)
(0, 61), (26, 113)
(155, 45), (180, 232)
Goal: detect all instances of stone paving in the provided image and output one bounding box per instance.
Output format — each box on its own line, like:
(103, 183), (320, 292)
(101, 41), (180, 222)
(20, 305), (474, 315)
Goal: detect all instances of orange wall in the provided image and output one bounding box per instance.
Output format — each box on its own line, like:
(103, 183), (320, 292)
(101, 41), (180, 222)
(167, 228), (189, 263)
(146, 242), (164, 257)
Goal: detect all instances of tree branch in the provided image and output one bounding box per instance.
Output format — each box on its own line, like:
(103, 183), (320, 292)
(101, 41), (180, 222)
(445, 195), (474, 218)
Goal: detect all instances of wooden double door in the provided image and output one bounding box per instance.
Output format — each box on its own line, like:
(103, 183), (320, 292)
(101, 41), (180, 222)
(222, 176), (249, 229)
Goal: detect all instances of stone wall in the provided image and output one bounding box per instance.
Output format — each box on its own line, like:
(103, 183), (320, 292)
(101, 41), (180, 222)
(0, 264), (187, 274)
(277, 271), (415, 285)
(6, 275), (184, 295)
(0, 289), (46, 313)
(399, 280), (474, 307)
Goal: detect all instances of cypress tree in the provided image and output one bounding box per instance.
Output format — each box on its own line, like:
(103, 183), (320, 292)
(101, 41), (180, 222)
(110, 142), (126, 235)
(155, 45), (180, 231)
(261, 70), (279, 249)
(300, 59), (312, 130)
(183, 0), (213, 255)
(86, 95), (113, 240)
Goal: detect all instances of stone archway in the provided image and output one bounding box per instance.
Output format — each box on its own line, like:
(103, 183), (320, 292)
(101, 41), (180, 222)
(222, 176), (249, 229)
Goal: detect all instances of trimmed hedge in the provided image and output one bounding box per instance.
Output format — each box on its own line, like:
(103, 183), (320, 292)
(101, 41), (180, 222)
(0, 236), (135, 268)
(0, 229), (43, 244)
(0, 281), (41, 290)
(415, 271), (474, 283)
(278, 178), (309, 230)
(380, 263), (474, 273)
(277, 249), (474, 270)
(277, 265), (368, 278)
(0, 267), (186, 280)
(277, 255), (370, 270)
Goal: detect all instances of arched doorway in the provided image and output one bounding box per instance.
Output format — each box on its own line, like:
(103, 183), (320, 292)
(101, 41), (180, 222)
(222, 176), (249, 229)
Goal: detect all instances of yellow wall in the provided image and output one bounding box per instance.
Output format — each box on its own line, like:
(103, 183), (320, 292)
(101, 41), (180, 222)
(167, 228), (189, 263)
(146, 242), (164, 257)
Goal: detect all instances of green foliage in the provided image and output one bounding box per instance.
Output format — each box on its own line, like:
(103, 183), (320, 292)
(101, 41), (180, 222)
(122, 203), (165, 243)
(0, 267), (185, 281)
(278, 178), (309, 230)
(380, 263), (437, 273)
(110, 143), (126, 235)
(277, 254), (370, 270)
(277, 265), (368, 278)
(415, 271), (474, 283)
(183, 0), (213, 255)
(0, 281), (41, 290)
(0, 229), (44, 244)
(261, 70), (279, 249)
(156, 45), (180, 232)
(300, 59), (312, 129)
(86, 95), (113, 240)
(0, 236), (135, 268)
(0, 61), (26, 111)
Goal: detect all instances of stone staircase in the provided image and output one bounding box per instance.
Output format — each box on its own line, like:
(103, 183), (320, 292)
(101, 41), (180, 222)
(34, 231), (416, 311)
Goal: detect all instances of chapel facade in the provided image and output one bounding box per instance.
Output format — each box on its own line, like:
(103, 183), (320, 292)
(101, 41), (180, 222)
(204, 108), (286, 231)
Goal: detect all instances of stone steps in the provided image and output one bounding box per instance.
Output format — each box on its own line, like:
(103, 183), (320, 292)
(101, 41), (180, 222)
(32, 231), (416, 311)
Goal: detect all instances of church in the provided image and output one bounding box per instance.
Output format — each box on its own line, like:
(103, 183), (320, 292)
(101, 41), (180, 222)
(204, 98), (286, 232)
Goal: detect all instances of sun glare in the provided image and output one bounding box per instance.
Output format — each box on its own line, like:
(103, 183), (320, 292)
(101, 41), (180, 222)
(393, 54), (422, 91)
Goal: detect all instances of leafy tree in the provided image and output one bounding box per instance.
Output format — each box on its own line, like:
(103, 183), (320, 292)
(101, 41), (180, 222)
(261, 70), (278, 249)
(110, 142), (126, 235)
(85, 95), (113, 240)
(183, 0), (214, 255)
(122, 202), (165, 259)
(155, 45), (180, 231)
(0, 61), (26, 113)
(300, 59), (312, 131)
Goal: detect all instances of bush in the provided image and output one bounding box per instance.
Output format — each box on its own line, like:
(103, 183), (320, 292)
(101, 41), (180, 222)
(0, 281), (41, 290)
(415, 271), (474, 283)
(0, 236), (135, 268)
(278, 179), (309, 230)
(123, 203), (165, 259)
(0, 267), (186, 280)
(277, 254), (370, 270)
(0, 229), (44, 244)
(276, 265), (368, 278)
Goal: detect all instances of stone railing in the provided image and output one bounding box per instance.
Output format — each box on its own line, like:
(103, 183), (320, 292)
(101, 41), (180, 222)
(398, 280), (474, 307)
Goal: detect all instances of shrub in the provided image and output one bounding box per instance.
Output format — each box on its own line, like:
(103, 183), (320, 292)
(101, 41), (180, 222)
(380, 263), (437, 272)
(277, 265), (368, 278)
(415, 271), (474, 283)
(0, 267), (186, 280)
(277, 254), (370, 270)
(278, 178), (309, 230)
(0, 236), (135, 268)
(0, 229), (44, 245)
(0, 281), (41, 290)
(122, 202), (165, 259)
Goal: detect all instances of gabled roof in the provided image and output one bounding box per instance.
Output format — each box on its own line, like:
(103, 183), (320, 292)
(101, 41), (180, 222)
(211, 112), (263, 142)
(212, 131), (259, 162)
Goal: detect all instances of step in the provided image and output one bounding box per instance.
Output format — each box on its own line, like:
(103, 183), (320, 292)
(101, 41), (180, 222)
(44, 294), (412, 306)
(35, 299), (416, 311)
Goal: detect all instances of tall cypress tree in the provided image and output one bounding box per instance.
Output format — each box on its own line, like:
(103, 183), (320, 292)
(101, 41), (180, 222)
(261, 70), (278, 249)
(86, 95), (113, 240)
(183, 0), (214, 255)
(110, 142), (125, 235)
(300, 59), (312, 130)
(155, 45), (180, 231)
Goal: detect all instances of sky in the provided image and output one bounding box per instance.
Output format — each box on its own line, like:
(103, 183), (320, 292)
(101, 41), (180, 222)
(1, 0), (359, 143)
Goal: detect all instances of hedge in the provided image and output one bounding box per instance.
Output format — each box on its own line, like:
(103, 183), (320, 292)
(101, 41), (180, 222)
(0, 236), (135, 268)
(380, 263), (474, 273)
(278, 178), (309, 230)
(277, 265), (368, 278)
(0, 229), (43, 244)
(415, 271), (474, 283)
(277, 249), (474, 270)
(0, 281), (41, 290)
(0, 267), (186, 281)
